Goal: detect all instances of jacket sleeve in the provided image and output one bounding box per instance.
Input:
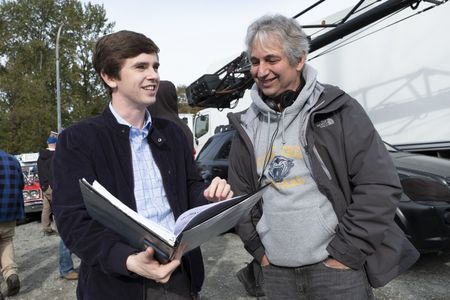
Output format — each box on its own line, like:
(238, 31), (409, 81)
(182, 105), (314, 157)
(228, 132), (266, 263)
(52, 126), (137, 277)
(326, 98), (402, 269)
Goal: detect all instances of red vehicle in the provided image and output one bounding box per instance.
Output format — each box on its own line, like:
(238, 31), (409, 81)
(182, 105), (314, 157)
(16, 153), (44, 214)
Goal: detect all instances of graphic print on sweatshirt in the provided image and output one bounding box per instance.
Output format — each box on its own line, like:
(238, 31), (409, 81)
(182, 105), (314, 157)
(257, 145), (306, 189)
(267, 155), (294, 182)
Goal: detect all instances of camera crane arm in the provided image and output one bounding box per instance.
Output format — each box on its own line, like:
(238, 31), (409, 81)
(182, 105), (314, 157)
(186, 0), (447, 108)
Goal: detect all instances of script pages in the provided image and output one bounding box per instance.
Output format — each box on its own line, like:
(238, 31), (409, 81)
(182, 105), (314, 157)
(80, 178), (268, 263)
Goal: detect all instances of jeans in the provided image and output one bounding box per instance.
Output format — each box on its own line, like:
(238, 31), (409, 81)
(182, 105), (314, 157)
(41, 187), (53, 232)
(59, 239), (74, 276)
(262, 260), (374, 300)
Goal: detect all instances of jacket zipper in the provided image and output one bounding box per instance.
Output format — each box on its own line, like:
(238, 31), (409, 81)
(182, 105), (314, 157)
(302, 98), (335, 181)
(301, 100), (325, 147)
(313, 145), (332, 180)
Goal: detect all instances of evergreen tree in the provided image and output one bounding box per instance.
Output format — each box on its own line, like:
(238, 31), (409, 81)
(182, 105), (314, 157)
(0, 0), (114, 153)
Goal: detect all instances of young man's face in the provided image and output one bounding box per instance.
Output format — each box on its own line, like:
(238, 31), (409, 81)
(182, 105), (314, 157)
(250, 35), (304, 98)
(102, 53), (160, 109)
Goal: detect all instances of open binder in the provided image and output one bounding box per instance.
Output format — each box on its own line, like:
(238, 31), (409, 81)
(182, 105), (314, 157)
(79, 178), (268, 263)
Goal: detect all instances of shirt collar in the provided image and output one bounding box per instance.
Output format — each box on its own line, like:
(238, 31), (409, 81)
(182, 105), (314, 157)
(109, 102), (152, 131)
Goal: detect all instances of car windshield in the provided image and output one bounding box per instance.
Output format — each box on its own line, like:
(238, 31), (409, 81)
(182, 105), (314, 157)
(21, 163), (40, 185)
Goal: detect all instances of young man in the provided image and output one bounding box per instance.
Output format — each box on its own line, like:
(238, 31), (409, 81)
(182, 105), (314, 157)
(228, 15), (419, 299)
(52, 30), (232, 300)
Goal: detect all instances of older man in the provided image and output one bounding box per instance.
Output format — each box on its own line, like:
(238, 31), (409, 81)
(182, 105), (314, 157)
(229, 14), (419, 299)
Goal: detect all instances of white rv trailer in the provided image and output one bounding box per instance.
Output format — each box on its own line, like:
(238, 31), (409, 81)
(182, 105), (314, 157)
(308, 2), (450, 158)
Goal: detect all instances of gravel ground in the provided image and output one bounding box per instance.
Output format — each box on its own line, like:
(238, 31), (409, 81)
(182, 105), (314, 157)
(6, 220), (450, 299)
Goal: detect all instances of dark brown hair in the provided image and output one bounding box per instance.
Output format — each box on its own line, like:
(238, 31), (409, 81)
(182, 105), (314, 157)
(92, 30), (160, 94)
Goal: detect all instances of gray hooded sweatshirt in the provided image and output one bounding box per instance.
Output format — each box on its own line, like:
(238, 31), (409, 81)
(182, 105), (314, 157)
(241, 64), (338, 266)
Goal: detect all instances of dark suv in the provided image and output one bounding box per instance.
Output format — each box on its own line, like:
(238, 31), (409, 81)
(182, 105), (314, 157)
(196, 127), (450, 254)
(195, 125), (234, 183)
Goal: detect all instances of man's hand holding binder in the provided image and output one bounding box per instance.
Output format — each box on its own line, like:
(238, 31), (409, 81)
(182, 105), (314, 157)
(126, 244), (186, 283)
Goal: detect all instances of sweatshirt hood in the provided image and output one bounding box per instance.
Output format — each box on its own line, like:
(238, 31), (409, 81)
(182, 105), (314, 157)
(244, 64), (324, 144)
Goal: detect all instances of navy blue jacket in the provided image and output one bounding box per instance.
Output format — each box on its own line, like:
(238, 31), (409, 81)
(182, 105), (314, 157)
(53, 107), (208, 299)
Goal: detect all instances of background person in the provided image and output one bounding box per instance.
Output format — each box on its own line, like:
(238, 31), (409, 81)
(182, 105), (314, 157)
(37, 133), (58, 236)
(0, 150), (25, 298)
(149, 80), (194, 152)
(228, 14), (419, 299)
(52, 30), (232, 300)
(58, 240), (78, 280)
(37, 133), (78, 280)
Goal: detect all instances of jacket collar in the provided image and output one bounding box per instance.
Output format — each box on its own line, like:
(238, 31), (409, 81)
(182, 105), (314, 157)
(102, 107), (167, 147)
(315, 84), (347, 114)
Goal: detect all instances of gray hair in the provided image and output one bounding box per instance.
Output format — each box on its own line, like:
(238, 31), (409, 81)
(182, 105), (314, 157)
(245, 14), (309, 66)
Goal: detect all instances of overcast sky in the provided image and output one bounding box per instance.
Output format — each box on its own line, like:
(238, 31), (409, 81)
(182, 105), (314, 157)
(81, 0), (357, 86)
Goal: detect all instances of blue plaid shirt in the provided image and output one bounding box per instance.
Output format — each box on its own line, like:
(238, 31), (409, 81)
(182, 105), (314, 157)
(109, 104), (176, 231)
(0, 150), (25, 222)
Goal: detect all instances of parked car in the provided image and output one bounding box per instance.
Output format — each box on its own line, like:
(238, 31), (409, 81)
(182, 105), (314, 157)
(15, 153), (44, 215)
(196, 128), (450, 254)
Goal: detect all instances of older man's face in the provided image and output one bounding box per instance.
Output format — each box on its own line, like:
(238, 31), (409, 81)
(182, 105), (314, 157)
(250, 35), (304, 98)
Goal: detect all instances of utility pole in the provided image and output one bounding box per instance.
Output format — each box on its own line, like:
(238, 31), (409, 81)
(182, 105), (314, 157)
(55, 23), (65, 133)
